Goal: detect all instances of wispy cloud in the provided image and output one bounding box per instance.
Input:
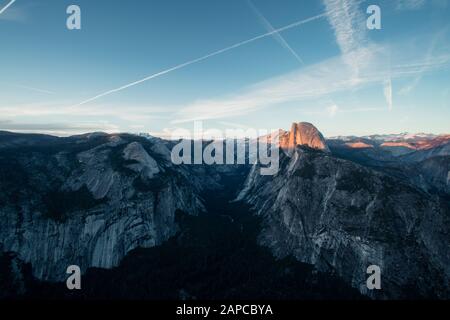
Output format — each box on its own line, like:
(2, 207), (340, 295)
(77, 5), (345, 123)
(340, 107), (384, 113)
(217, 121), (252, 130)
(384, 78), (393, 111)
(71, 1), (375, 109)
(0, 101), (167, 117)
(396, 0), (426, 10)
(323, 0), (396, 111)
(0, 119), (119, 136)
(326, 104), (339, 117)
(0, 102), (171, 122)
(399, 28), (449, 95)
(322, 0), (369, 75)
(15, 85), (55, 95)
(302, 105), (383, 117)
(173, 45), (450, 123)
(323, 0), (368, 54)
(247, 0), (304, 64)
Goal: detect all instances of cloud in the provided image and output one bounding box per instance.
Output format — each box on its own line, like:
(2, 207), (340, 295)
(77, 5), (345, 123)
(396, 0), (426, 10)
(326, 104), (339, 117)
(173, 46), (376, 123)
(322, 0), (370, 75)
(173, 45), (450, 123)
(15, 85), (55, 95)
(0, 102), (171, 120)
(399, 28), (448, 95)
(323, 0), (368, 54)
(0, 119), (119, 136)
(302, 105), (382, 117)
(384, 78), (393, 111)
(217, 121), (252, 130)
(0, 101), (171, 134)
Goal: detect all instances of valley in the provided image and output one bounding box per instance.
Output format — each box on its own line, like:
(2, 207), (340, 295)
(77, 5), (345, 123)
(0, 163), (363, 300)
(0, 122), (449, 299)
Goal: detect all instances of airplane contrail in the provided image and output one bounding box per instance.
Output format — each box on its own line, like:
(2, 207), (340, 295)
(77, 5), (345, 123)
(247, 0), (304, 65)
(0, 0), (16, 15)
(16, 84), (55, 95)
(73, 12), (326, 107)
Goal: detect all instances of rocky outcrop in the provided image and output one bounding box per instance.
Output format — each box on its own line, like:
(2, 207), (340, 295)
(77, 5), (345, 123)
(0, 134), (203, 281)
(123, 141), (160, 179)
(411, 156), (450, 196)
(328, 134), (450, 197)
(280, 122), (330, 153)
(329, 134), (450, 162)
(238, 146), (450, 299)
(1, 125), (449, 299)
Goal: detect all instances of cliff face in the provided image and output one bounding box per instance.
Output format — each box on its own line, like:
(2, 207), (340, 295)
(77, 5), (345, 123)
(408, 156), (450, 196)
(237, 146), (450, 299)
(280, 122), (330, 153)
(1, 125), (449, 299)
(0, 133), (203, 281)
(328, 133), (450, 197)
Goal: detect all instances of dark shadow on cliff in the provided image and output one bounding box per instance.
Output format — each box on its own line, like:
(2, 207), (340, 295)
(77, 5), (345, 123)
(0, 165), (364, 300)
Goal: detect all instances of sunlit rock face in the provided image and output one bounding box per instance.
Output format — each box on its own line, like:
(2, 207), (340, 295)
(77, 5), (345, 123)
(238, 145), (450, 299)
(345, 142), (374, 149)
(279, 122), (330, 153)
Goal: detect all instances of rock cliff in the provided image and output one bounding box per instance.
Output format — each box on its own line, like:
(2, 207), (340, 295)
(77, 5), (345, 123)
(0, 133), (203, 280)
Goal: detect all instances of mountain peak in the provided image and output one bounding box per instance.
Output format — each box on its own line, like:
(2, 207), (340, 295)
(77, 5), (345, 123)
(280, 122), (329, 152)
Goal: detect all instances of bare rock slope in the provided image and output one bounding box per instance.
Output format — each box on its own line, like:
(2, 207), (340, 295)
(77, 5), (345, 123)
(238, 124), (450, 299)
(0, 133), (203, 280)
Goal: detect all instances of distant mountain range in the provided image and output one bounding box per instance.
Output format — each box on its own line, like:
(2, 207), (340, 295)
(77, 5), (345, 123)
(327, 131), (450, 197)
(329, 133), (450, 155)
(0, 123), (449, 299)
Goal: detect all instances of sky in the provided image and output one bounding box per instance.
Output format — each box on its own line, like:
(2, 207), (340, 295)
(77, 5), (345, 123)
(0, 0), (449, 137)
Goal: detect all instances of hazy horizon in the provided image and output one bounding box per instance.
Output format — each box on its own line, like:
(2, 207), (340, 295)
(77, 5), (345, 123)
(1, 121), (449, 140)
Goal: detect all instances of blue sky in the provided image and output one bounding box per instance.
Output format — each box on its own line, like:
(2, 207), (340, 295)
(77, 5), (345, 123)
(0, 0), (449, 137)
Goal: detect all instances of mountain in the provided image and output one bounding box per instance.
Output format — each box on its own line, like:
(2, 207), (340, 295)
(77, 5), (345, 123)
(0, 123), (449, 300)
(237, 144), (450, 299)
(0, 132), (204, 280)
(327, 133), (450, 197)
(0, 131), (364, 300)
(279, 122), (330, 152)
(328, 134), (450, 161)
(0, 187), (364, 300)
(410, 156), (450, 197)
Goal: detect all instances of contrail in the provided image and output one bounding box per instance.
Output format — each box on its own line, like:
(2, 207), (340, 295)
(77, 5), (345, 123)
(0, 0), (16, 15)
(73, 12), (326, 107)
(16, 84), (55, 95)
(247, 0), (304, 65)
